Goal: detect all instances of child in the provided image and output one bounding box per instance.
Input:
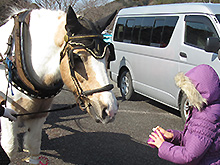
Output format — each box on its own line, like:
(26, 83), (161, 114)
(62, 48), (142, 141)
(148, 64), (220, 165)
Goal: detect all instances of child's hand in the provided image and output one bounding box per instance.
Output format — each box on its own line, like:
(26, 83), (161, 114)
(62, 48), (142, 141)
(148, 129), (165, 148)
(154, 126), (173, 140)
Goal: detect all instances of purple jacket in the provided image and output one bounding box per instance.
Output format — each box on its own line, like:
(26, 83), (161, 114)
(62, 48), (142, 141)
(158, 65), (220, 165)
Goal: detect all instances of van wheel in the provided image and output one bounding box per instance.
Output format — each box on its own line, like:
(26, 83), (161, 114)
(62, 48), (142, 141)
(179, 92), (190, 123)
(119, 70), (134, 100)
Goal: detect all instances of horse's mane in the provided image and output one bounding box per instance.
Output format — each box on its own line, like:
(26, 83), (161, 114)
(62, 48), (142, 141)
(0, 7), (28, 27)
(7, 3), (40, 19)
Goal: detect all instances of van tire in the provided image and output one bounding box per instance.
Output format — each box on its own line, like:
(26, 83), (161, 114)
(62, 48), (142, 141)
(179, 92), (190, 123)
(119, 70), (134, 100)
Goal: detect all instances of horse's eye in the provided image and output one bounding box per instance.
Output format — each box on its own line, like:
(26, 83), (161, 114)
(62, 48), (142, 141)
(78, 53), (89, 62)
(69, 51), (82, 63)
(74, 54), (82, 61)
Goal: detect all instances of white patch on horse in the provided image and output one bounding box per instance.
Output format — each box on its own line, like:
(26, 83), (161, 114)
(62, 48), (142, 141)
(0, 19), (14, 57)
(29, 9), (65, 84)
(91, 57), (118, 117)
(91, 57), (109, 86)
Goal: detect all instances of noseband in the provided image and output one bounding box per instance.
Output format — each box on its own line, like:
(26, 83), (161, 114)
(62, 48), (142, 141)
(60, 33), (114, 110)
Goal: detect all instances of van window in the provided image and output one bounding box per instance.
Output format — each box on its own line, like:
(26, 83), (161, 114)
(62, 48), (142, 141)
(140, 17), (154, 45)
(132, 18), (142, 44)
(151, 18), (165, 47)
(161, 17), (179, 48)
(114, 16), (178, 48)
(123, 19), (135, 43)
(113, 17), (126, 42)
(184, 15), (218, 50)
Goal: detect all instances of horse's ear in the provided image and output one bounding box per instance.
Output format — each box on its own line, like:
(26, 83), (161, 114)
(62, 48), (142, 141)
(65, 6), (83, 35)
(95, 10), (117, 33)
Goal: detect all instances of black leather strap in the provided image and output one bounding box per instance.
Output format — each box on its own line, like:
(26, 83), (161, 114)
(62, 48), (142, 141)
(10, 10), (64, 99)
(0, 105), (5, 116)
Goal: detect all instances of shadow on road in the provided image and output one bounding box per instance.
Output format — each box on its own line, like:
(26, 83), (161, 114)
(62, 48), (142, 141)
(40, 105), (175, 165)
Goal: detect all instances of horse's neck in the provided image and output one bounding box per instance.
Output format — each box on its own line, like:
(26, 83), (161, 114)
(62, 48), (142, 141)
(25, 9), (66, 86)
(0, 9), (66, 86)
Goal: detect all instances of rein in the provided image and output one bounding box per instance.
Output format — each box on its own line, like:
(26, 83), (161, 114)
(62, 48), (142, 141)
(9, 83), (113, 117)
(12, 83), (114, 117)
(13, 104), (76, 117)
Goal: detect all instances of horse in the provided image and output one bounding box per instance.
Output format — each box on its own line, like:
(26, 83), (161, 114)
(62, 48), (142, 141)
(0, 6), (118, 164)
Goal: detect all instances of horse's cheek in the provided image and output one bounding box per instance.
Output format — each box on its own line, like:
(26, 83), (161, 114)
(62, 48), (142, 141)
(60, 55), (75, 92)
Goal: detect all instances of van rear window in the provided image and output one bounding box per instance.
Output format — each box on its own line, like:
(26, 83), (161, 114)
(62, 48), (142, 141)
(113, 16), (179, 48)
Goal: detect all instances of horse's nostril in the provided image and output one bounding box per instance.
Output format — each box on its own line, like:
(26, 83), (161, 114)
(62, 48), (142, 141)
(102, 107), (108, 119)
(95, 119), (101, 123)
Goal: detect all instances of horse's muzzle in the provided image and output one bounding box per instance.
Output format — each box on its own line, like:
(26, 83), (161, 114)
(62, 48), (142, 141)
(95, 116), (115, 124)
(90, 106), (117, 124)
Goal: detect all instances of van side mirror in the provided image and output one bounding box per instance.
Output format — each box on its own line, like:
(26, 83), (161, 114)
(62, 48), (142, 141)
(205, 37), (220, 53)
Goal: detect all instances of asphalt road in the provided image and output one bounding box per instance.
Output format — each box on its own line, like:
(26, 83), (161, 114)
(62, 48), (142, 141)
(13, 82), (184, 165)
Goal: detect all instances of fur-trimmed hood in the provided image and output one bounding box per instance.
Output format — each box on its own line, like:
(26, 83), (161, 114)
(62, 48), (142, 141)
(175, 64), (220, 111)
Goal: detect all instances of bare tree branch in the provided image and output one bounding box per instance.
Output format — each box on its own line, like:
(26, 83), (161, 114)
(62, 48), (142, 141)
(30, 0), (80, 11)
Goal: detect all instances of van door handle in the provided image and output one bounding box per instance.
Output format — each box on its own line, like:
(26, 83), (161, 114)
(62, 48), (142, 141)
(180, 52), (187, 58)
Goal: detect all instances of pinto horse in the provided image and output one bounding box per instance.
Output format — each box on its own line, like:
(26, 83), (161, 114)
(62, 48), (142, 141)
(0, 6), (118, 164)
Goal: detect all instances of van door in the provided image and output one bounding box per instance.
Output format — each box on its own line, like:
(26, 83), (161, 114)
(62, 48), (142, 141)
(179, 15), (220, 75)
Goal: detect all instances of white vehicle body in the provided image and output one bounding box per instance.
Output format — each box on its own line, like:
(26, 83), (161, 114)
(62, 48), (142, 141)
(110, 3), (220, 119)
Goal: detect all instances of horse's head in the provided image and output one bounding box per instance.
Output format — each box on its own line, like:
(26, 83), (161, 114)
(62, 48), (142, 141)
(60, 6), (118, 124)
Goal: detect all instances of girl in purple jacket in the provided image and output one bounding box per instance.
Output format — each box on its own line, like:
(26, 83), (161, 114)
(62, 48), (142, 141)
(148, 64), (220, 165)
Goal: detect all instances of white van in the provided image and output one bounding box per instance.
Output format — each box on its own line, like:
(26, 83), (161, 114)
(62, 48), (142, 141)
(109, 3), (220, 121)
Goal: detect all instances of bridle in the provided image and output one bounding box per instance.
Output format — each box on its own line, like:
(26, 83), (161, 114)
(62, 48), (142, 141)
(60, 33), (114, 111)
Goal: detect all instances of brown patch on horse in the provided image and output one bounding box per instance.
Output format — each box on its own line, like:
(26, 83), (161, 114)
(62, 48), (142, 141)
(54, 14), (66, 48)
(42, 74), (56, 86)
(60, 54), (77, 93)
(60, 49), (102, 96)
(0, 96), (5, 103)
(71, 49), (100, 91)
(11, 97), (53, 119)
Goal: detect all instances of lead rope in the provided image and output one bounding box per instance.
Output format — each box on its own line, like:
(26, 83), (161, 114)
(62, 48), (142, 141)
(1, 57), (14, 107)
(0, 57), (14, 107)
(5, 57), (14, 94)
(2, 31), (14, 106)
